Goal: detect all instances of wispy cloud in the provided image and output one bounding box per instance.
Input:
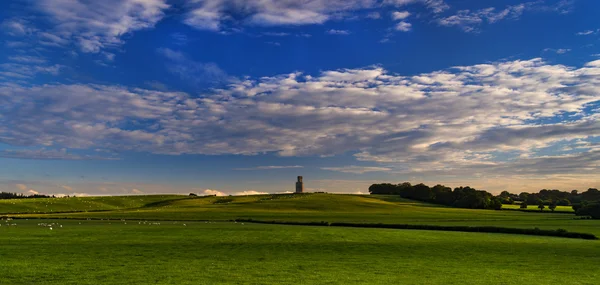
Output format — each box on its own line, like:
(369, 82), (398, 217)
(184, 1), (376, 32)
(326, 29), (351, 35)
(322, 166), (393, 174)
(200, 189), (269, 196)
(25, 0), (170, 53)
(385, 0), (449, 14)
(233, 166), (304, 171)
(437, 1), (574, 33)
(171, 33), (188, 46)
(157, 48), (229, 85)
(0, 149), (119, 161)
(543, 48), (571, 54)
(263, 32), (291, 37)
(395, 22), (412, 32)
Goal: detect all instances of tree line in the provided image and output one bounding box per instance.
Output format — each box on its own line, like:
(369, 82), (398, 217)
(368, 183), (503, 210)
(368, 183), (600, 219)
(0, 192), (54, 199)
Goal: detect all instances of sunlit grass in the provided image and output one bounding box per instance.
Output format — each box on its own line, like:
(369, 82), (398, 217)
(1, 219), (598, 285)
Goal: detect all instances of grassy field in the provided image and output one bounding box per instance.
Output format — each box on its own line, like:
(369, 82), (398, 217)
(0, 195), (184, 214)
(1, 193), (599, 284)
(502, 204), (574, 212)
(1, 219), (599, 285)
(6, 193), (599, 236)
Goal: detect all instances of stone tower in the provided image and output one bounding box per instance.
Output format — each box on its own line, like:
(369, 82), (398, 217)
(295, 176), (304, 193)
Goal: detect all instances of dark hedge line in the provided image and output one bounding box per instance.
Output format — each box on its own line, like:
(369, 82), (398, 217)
(235, 219), (598, 240)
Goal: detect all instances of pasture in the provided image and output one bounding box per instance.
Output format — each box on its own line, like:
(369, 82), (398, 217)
(1, 193), (599, 284)
(6, 193), (600, 236)
(1, 219), (599, 285)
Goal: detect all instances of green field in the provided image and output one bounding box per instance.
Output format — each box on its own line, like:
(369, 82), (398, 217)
(6, 193), (599, 236)
(502, 204), (574, 212)
(1, 193), (599, 284)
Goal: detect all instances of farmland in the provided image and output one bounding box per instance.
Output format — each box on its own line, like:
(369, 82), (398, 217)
(1, 193), (599, 284)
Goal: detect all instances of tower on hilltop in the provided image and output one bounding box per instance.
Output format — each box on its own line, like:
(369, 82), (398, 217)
(295, 176), (304, 193)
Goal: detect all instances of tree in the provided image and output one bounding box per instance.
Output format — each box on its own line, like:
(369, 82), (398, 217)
(538, 202), (545, 211)
(575, 203), (600, 219)
(520, 203), (528, 209)
(489, 197), (503, 210)
(548, 202), (557, 212)
(557, 199), (570, 206)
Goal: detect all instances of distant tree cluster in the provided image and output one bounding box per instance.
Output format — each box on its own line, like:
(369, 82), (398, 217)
(498, 188), (600, 216)
(0, 192), (54, 199)
(368, 183), (600, 217)
(368, 183), (502, 210)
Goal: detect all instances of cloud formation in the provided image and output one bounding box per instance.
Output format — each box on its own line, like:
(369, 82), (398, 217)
(1, 58), (599, 178)
(183, 0), (377, 31)
(36, 0), (169, 52)
(437, 1), (573, 32)
(233, 166), (304, 171)
(0, 149), (119, 161)
(322, 166), (392, 174)
(201, 189), (269, 196)
(326, 29), (351, 35)
(2, 0), (169, 53)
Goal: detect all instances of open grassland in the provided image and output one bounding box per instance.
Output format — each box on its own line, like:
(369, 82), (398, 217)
(0, 195), (184, 214)
(6, 193), (600, 236)
(1, 219), (599, 285)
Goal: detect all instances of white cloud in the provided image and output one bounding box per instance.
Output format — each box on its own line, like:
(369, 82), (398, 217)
(200, 189), (267, 196)
(233, 165), (304, 170)
(202, 189), (227, 196)
(385, 0), (449, 13)
(326, 29), (351, 35)
(576, 30), (597, 36)
(16, 184), (28, 191)
(437, 1), (568, 32)
(392, 11), (411, 20)
(27, 189), (39, 195)
(322, 166), (392, 174)
(1, 58), (599, 179)
(183, 0), (375, 31)
(395, 21), (412, 32)
(25, 0), (169, 52)
(235, 190), (269, 196)
(132, 189), (143, 194)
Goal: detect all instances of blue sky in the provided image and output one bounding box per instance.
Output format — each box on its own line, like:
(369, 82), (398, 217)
(0, 0), (599, 196)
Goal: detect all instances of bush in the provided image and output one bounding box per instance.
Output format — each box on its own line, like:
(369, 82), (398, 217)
(520, 203), (528, 209)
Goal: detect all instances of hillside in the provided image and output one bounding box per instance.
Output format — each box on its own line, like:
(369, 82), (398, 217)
(4, 193), (599, 236)
(0, 195), (185, 214)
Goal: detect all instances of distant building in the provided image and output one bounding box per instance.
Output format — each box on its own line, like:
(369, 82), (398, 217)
(295, 176), (304, 193)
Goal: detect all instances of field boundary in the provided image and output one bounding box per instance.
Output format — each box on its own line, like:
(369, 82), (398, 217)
(235, 219), (599, 240)
(500, 208), (574, 214)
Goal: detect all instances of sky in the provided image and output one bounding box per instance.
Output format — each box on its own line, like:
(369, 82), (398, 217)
(0, 0), (599, 197)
